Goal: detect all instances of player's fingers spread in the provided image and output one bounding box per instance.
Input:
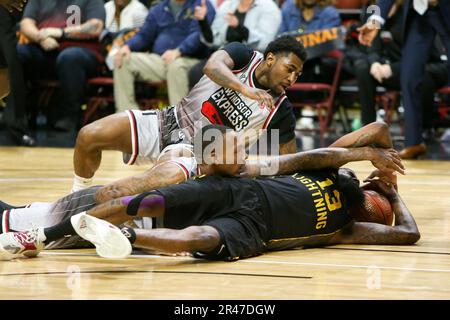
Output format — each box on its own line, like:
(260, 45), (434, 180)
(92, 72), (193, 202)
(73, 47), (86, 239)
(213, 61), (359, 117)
(391, 155), (405, 169)
(264, 95), (274, 109)
(389, 148), (399, 154)
(389, 149), (402, 159)
(391, 163), (405, 175)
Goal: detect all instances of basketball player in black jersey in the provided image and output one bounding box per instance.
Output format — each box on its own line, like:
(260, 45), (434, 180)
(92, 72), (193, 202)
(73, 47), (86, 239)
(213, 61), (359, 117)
(34, 158), (415, 261)
(72, 165), (418, 261)
(0, 122), (409, 260)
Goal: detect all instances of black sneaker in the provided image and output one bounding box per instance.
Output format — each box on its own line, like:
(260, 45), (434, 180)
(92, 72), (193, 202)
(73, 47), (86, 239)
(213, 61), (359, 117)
(6, 126), (37, 147)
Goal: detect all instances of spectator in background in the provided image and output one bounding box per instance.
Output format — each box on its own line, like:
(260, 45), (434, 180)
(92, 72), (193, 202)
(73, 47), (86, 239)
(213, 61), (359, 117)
(189, 0), (281, 88)
(104, 0), (148, 32)
(18, 0), (106, 133)
(279, 0), (340, 35)
(358, 0), (450, 159)
(112, 0), (215, 110)
(0, 0), (36, 146)
(278, 0), (341, 128)
(278, 0), (340, 83)
(201, 0), (281, 52)
(354, 1), (447, 127)
(103, 0), (148, 70)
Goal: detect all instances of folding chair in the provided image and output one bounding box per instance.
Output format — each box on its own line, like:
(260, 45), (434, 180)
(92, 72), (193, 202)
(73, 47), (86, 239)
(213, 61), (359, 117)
(286, 49), (344, 146)
(84, 77), (167, 125)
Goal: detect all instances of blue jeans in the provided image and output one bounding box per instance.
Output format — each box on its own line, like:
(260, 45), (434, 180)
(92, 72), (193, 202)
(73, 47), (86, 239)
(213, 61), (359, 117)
(17, 44), (100, 125)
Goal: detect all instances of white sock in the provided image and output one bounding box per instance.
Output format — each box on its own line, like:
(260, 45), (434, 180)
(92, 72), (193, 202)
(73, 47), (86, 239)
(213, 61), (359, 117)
(72, 173), (93, 193)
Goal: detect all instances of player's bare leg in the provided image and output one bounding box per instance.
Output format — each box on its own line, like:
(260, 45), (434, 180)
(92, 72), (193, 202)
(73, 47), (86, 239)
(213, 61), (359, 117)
(72, 112), (132, 191)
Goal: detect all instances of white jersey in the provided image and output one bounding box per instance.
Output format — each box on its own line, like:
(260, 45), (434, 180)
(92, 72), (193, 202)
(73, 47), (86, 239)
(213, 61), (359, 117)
(156, 144), (200, 180)
(175, 51), (288, 147)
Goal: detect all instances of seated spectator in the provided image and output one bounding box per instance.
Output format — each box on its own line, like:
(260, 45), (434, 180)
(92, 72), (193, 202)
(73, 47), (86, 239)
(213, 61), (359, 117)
(278, 0), (340, 83)
(201, 0), (281, 52)
(0, 0), (36, 146)
(189, 0), (281, 88)
(279, 0), (340, 35)
(112, 0), (215, 109)
(278, 0), (341, 127)
(103, 0), (148, 70)
(18, 0), (106, 133)
(354, 1), (447, 127)
(104, 0), (148, 33)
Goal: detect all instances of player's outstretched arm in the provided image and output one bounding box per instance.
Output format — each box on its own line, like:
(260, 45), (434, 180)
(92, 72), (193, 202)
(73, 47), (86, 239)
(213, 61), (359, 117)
(329, 121), (393, 149)
(279, 138), (297, 155)
(95, 161), (186, 203)
(245, 146), (404, 177)
(244, 121), (403, 176)
(329, 180), (420, 246)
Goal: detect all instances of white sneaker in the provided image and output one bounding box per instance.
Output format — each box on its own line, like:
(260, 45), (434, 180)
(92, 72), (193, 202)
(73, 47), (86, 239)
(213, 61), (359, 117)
(71, 213), (132, 259)
(0, 228), (45, 261)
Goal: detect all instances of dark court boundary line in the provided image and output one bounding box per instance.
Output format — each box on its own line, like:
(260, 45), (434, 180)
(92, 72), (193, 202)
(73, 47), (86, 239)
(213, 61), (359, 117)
(322, 247), (450, 256)
(0, 270), (312, 280)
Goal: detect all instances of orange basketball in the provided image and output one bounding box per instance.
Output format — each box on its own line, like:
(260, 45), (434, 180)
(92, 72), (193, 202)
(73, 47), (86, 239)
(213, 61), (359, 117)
(352, 190), (394, 225)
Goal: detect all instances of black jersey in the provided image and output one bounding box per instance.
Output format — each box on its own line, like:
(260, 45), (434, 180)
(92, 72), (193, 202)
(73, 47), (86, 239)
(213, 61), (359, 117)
(156, 169), (352, 260)
(253, 169), (352, 251)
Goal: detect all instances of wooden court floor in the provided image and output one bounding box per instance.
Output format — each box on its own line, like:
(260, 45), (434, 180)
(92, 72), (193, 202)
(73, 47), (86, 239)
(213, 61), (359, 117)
(0, 147), (449, 300)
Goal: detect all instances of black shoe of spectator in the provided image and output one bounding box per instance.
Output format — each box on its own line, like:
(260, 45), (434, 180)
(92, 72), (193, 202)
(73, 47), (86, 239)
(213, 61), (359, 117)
(422, 128), (436, 141)
(53, 117), (76, 132)
(7, 126), (37, 147)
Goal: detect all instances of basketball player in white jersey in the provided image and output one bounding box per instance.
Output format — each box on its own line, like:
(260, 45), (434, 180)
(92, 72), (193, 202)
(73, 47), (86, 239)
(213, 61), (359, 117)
(71, 36), (306, 192)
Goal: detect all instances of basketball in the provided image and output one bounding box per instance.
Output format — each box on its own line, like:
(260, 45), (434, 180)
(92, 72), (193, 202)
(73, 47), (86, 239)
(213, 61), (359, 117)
(352, 190), (394, 226)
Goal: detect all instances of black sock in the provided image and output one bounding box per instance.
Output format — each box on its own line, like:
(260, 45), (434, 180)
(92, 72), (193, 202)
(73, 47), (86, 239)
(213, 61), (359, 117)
(121, 227), (136, 244)
(0, 200), (19, 211)
(43, 218), (76, 244)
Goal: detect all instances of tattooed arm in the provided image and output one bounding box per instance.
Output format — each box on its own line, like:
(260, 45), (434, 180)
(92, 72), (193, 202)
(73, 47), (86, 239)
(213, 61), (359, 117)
(62, 19), (104, 39)
(38, 19), (104, 41)
(329, 121), (393, 149)
(95, 161), (186, 204)
(328, 181), (420, 245)
(245, 146), (404, 177)
(203, 50), (275, 109)
(0, 0), (26, 12)
(279, 138), (297, 155)
(278, 147), (403, 174)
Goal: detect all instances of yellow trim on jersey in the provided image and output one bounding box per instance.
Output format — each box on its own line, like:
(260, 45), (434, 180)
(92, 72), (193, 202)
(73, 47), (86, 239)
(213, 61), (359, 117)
(267, 228), (343, 244)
